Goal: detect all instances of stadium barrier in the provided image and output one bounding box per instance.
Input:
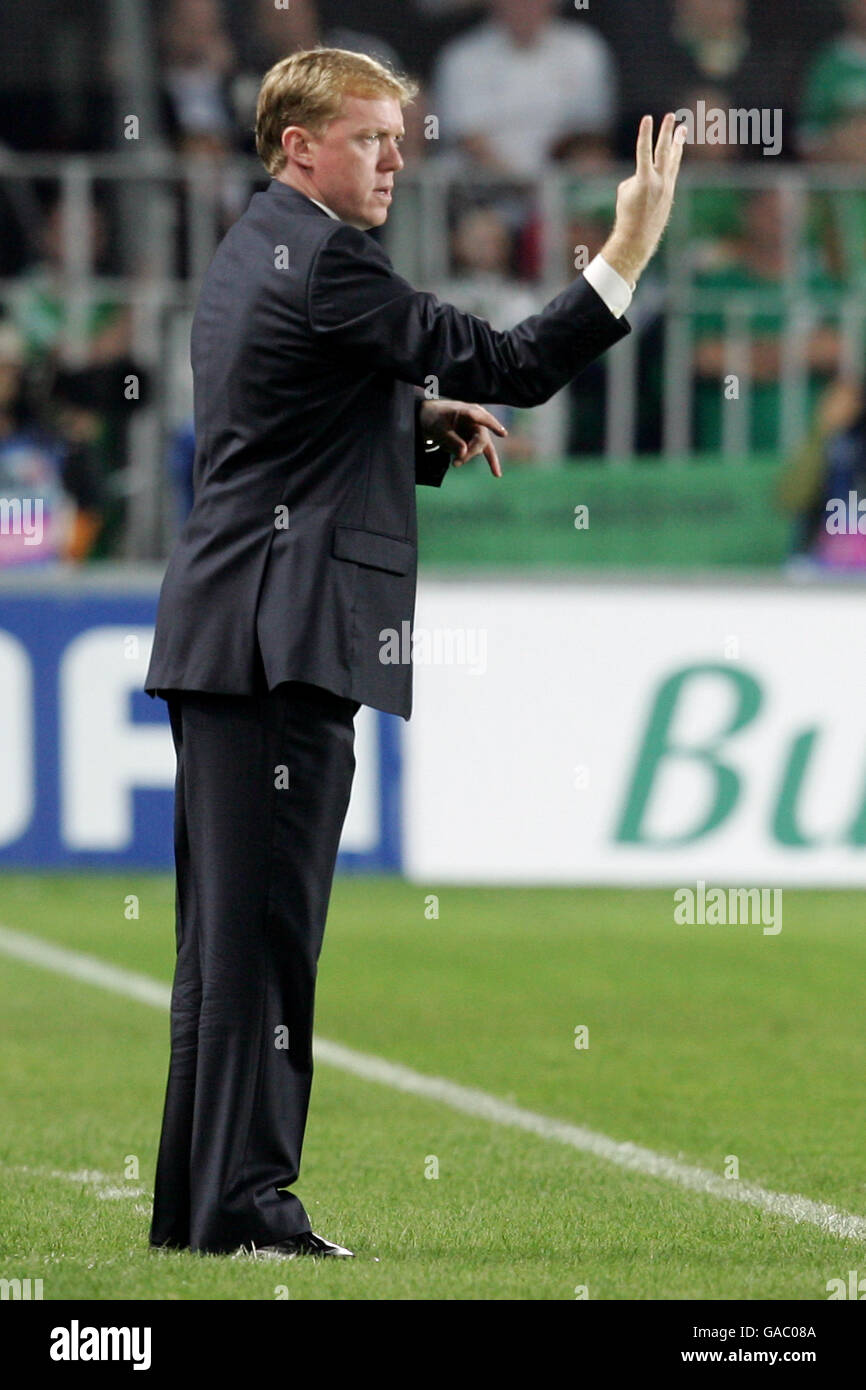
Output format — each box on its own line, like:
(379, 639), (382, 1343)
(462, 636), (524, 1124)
(404, 573), (866, 887)
(2, 568), (865, 885)
(0, 570), (400, 870)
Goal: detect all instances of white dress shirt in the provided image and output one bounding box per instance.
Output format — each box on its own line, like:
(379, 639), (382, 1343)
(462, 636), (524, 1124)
(307, 195), (340, 221)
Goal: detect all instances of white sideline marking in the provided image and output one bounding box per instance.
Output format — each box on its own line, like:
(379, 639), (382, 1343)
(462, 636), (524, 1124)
(0, 925), (170, 1009)
(2, 921), (865, 1242)
(0, 1163), (148, 1201)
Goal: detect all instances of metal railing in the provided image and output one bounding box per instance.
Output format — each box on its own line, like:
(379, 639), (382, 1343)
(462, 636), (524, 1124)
(1, 151), (864, 555)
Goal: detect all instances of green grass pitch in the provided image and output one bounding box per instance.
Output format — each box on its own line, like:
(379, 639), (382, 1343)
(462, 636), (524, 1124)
(1, 873), (864, 1300)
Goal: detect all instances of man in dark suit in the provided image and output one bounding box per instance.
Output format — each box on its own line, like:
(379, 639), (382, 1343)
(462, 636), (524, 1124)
(145, 47), (685, 1259)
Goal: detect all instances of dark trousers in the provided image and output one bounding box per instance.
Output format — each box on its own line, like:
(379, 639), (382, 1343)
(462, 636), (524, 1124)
(149, 679), (359, 1255)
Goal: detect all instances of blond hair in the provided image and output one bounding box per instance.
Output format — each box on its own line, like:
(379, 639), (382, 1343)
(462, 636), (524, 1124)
(255, 47), (419, 176)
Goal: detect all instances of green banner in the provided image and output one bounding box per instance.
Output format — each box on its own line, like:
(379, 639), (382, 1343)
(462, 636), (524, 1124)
(418, 455), (791, 569)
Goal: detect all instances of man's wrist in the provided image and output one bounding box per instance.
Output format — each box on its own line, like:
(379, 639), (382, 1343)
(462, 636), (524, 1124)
(599, 232), (645, 290)
(415, 395), (444, 449)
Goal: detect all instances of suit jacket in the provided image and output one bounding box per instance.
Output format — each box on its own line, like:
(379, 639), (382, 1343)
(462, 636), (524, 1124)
(144, 179), (631, 719)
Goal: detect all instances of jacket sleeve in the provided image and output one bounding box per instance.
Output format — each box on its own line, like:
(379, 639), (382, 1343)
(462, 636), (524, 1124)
(413, 392), (451, 488)
(307, 222), (631, 409)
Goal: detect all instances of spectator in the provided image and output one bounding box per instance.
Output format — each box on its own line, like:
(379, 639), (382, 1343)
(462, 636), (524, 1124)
(609, 0), (789, 162)
(691, 188), (843, 453)
(431, 0), (618, 175)
(433, 204), (541, 461)
(670, 0), (754, 87)
(0, 0), (113, 154)
(669, 84), (746, 272)
(9, 197), (132, 373)
(158, 0), (250, 244)
(777, 375), (866, 570)
(799, 0), (866, 161)
(236, 0), (402, 74)
(563, 188), (620, 457)
(669, 78), (834, 298)
(159, 0), (237, 150)
(0, 323), (103, 565)
(229, 0), (415, 157)
(7, 196), (151, 554)
(560, 185), (665, 458)
(48, 364), (132, 559)
(799, 0), (866, 289)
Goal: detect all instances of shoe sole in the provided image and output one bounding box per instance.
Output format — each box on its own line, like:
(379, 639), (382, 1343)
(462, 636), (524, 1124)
(232, 1242), (355, 1260)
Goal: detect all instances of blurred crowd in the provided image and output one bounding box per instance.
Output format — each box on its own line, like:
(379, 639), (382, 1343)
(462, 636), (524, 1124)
(2, 0), (866, 569)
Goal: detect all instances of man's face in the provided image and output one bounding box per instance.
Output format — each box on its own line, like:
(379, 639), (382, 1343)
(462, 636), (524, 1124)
(289, 94), (406, 230)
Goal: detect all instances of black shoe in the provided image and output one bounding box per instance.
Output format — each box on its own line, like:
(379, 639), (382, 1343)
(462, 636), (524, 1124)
(239, 1231), (355, 1260)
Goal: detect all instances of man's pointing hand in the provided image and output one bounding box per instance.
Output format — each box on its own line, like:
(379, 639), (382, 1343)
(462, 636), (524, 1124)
(419, 399), (507, 478)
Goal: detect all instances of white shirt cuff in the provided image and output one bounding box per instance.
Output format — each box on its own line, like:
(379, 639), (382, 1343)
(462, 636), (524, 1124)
(583, 254), (634, 319)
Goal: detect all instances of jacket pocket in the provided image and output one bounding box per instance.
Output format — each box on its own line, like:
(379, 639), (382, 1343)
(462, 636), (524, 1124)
(332, 524), (414, 575)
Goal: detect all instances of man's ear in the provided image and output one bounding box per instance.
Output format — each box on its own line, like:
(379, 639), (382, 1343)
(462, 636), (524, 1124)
(281, 126), (315, 170)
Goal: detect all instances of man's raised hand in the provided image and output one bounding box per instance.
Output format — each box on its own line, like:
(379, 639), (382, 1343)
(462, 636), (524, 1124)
(601, 112), (687, 289)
